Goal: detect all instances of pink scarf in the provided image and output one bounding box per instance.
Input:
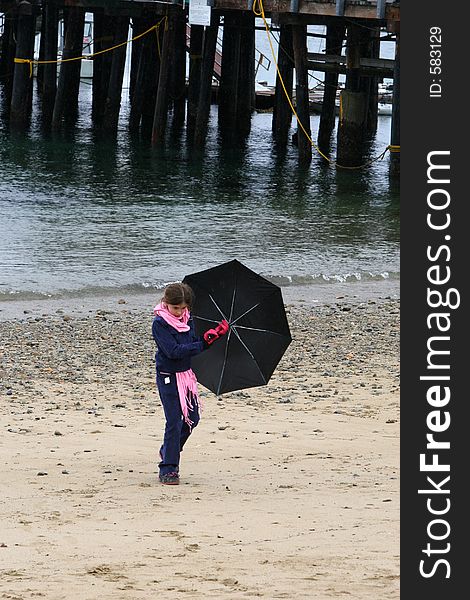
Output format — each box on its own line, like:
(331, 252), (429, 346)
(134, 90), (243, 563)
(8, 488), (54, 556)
(154, 302), (190, 331)
(154, 302), (201, 427)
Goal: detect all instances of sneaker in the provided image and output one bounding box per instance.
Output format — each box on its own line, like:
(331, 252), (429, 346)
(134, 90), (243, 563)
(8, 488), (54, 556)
(159, 471), (180, 485)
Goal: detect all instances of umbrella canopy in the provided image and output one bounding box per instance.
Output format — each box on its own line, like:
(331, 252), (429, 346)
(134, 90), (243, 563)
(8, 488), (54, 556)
(183, 260), (292, 395)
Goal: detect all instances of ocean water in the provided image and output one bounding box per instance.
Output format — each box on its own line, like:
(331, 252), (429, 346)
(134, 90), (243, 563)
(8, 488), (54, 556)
(0, 23), (399, 304)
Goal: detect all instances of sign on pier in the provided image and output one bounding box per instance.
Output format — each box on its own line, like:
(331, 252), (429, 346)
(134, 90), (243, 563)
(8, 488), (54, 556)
(189, 0), (212, 27)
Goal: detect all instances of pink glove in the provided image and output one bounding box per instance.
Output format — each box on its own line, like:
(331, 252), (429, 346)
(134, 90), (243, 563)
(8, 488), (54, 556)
(203, 328), (219, 345)
(214, 319), (229, 336)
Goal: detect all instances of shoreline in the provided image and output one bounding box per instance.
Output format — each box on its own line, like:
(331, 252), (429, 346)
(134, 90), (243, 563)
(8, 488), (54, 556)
(0, 278), (399, 322)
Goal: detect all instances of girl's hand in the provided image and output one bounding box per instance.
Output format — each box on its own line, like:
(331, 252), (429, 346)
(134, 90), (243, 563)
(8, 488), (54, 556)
(203, 328), (220, 345)
(214, 319), (229, 336)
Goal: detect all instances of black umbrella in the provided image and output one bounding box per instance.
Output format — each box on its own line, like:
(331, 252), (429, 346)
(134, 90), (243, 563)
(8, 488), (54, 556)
(183, 260), (292, 395)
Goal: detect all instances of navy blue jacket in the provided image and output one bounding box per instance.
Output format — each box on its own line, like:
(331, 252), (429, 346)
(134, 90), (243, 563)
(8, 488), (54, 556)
(152, 315), (205, 373)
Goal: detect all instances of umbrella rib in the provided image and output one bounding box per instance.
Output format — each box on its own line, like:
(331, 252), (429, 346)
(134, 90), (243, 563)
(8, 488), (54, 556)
(233, 325), (289, 338)
(193, 315), (220, 325)
(208, 293), (229, 321)
(229, 326), (267, 385)
(205, 276), (238, 395)
(216, 330), (232, 395)
(228, 285), (237, 323)
(230, 302), (261, 326)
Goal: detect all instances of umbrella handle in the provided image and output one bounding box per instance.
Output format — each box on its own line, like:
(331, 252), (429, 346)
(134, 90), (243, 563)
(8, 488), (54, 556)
(214, 319), (230, 336)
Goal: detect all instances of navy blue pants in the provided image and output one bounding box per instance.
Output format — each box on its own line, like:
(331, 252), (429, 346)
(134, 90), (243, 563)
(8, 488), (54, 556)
(156, 371), (200, 476)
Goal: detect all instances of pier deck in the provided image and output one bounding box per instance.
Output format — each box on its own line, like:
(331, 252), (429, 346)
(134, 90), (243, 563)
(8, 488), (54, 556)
(0, 1), (399, 17)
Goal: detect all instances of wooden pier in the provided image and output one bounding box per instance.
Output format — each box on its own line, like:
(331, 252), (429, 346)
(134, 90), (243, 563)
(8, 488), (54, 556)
(0, 0), (400, 170)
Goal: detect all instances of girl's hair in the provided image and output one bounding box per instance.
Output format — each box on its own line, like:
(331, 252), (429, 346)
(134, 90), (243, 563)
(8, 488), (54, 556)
(162, 282), (194, 309)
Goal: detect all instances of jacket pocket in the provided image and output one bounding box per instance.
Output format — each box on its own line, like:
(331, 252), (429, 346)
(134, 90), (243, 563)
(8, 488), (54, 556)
(157, 371), (174, 385)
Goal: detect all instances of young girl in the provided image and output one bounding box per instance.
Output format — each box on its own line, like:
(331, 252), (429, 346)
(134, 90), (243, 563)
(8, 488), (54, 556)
(152, 282), (228, 485)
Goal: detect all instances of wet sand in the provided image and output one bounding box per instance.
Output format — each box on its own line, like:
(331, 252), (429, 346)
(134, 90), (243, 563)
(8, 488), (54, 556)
(0, 288), (399, 599)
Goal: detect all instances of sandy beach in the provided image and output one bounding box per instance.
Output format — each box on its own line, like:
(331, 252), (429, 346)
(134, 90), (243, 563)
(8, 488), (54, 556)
(0, 287), (399, 599)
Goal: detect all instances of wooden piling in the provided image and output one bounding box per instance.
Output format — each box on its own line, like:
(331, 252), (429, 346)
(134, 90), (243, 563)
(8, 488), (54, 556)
(0, 14), (13, 82)
(10, 3), (36, 128)
(336, 90), (366, 167)
(36, 10), (46, 91)
(129, 18), (147, 102)
(317, 23), (345, 153)
(65, 9), (85, 122)
(350, 24), (380, 134)
(141, 22), (163, 137)
(193, 12), (219, 147)
(102, 16), (130, 132)
(92, 12), (115, 126)
(42, 3), (59, 127)
(345, 22), (362, 92)
(390, 33), (400, 176)
(365, 26), (380, 134)
(0, 14), (17, 104)
(51, 7), (85, 129)
(236, 11), (255, 137)
(187, 24), (204, 136)
(344, 22), (379, 134)
(152, 15), (173, 146)
(129, 20), (154, 133)
(272, 24), (293, 145)
(170, 10), (187, 129)
(336, 22), (366, 167)
(218, 12), (241, 133)
(91, 9), (104, 123)
(292, 24), (311, 163)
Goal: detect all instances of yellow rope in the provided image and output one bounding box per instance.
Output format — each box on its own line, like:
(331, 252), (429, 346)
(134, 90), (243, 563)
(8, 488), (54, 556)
(13, 58), (34, 78)
(252, 0), (398, 169)
(252, 0), (331, 162)
(14, 17), (167, 79)
(155, 21), (162, 60)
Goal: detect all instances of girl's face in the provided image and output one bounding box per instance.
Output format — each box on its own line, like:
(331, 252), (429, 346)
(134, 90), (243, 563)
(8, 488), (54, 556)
(167, 303), (188, 318)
